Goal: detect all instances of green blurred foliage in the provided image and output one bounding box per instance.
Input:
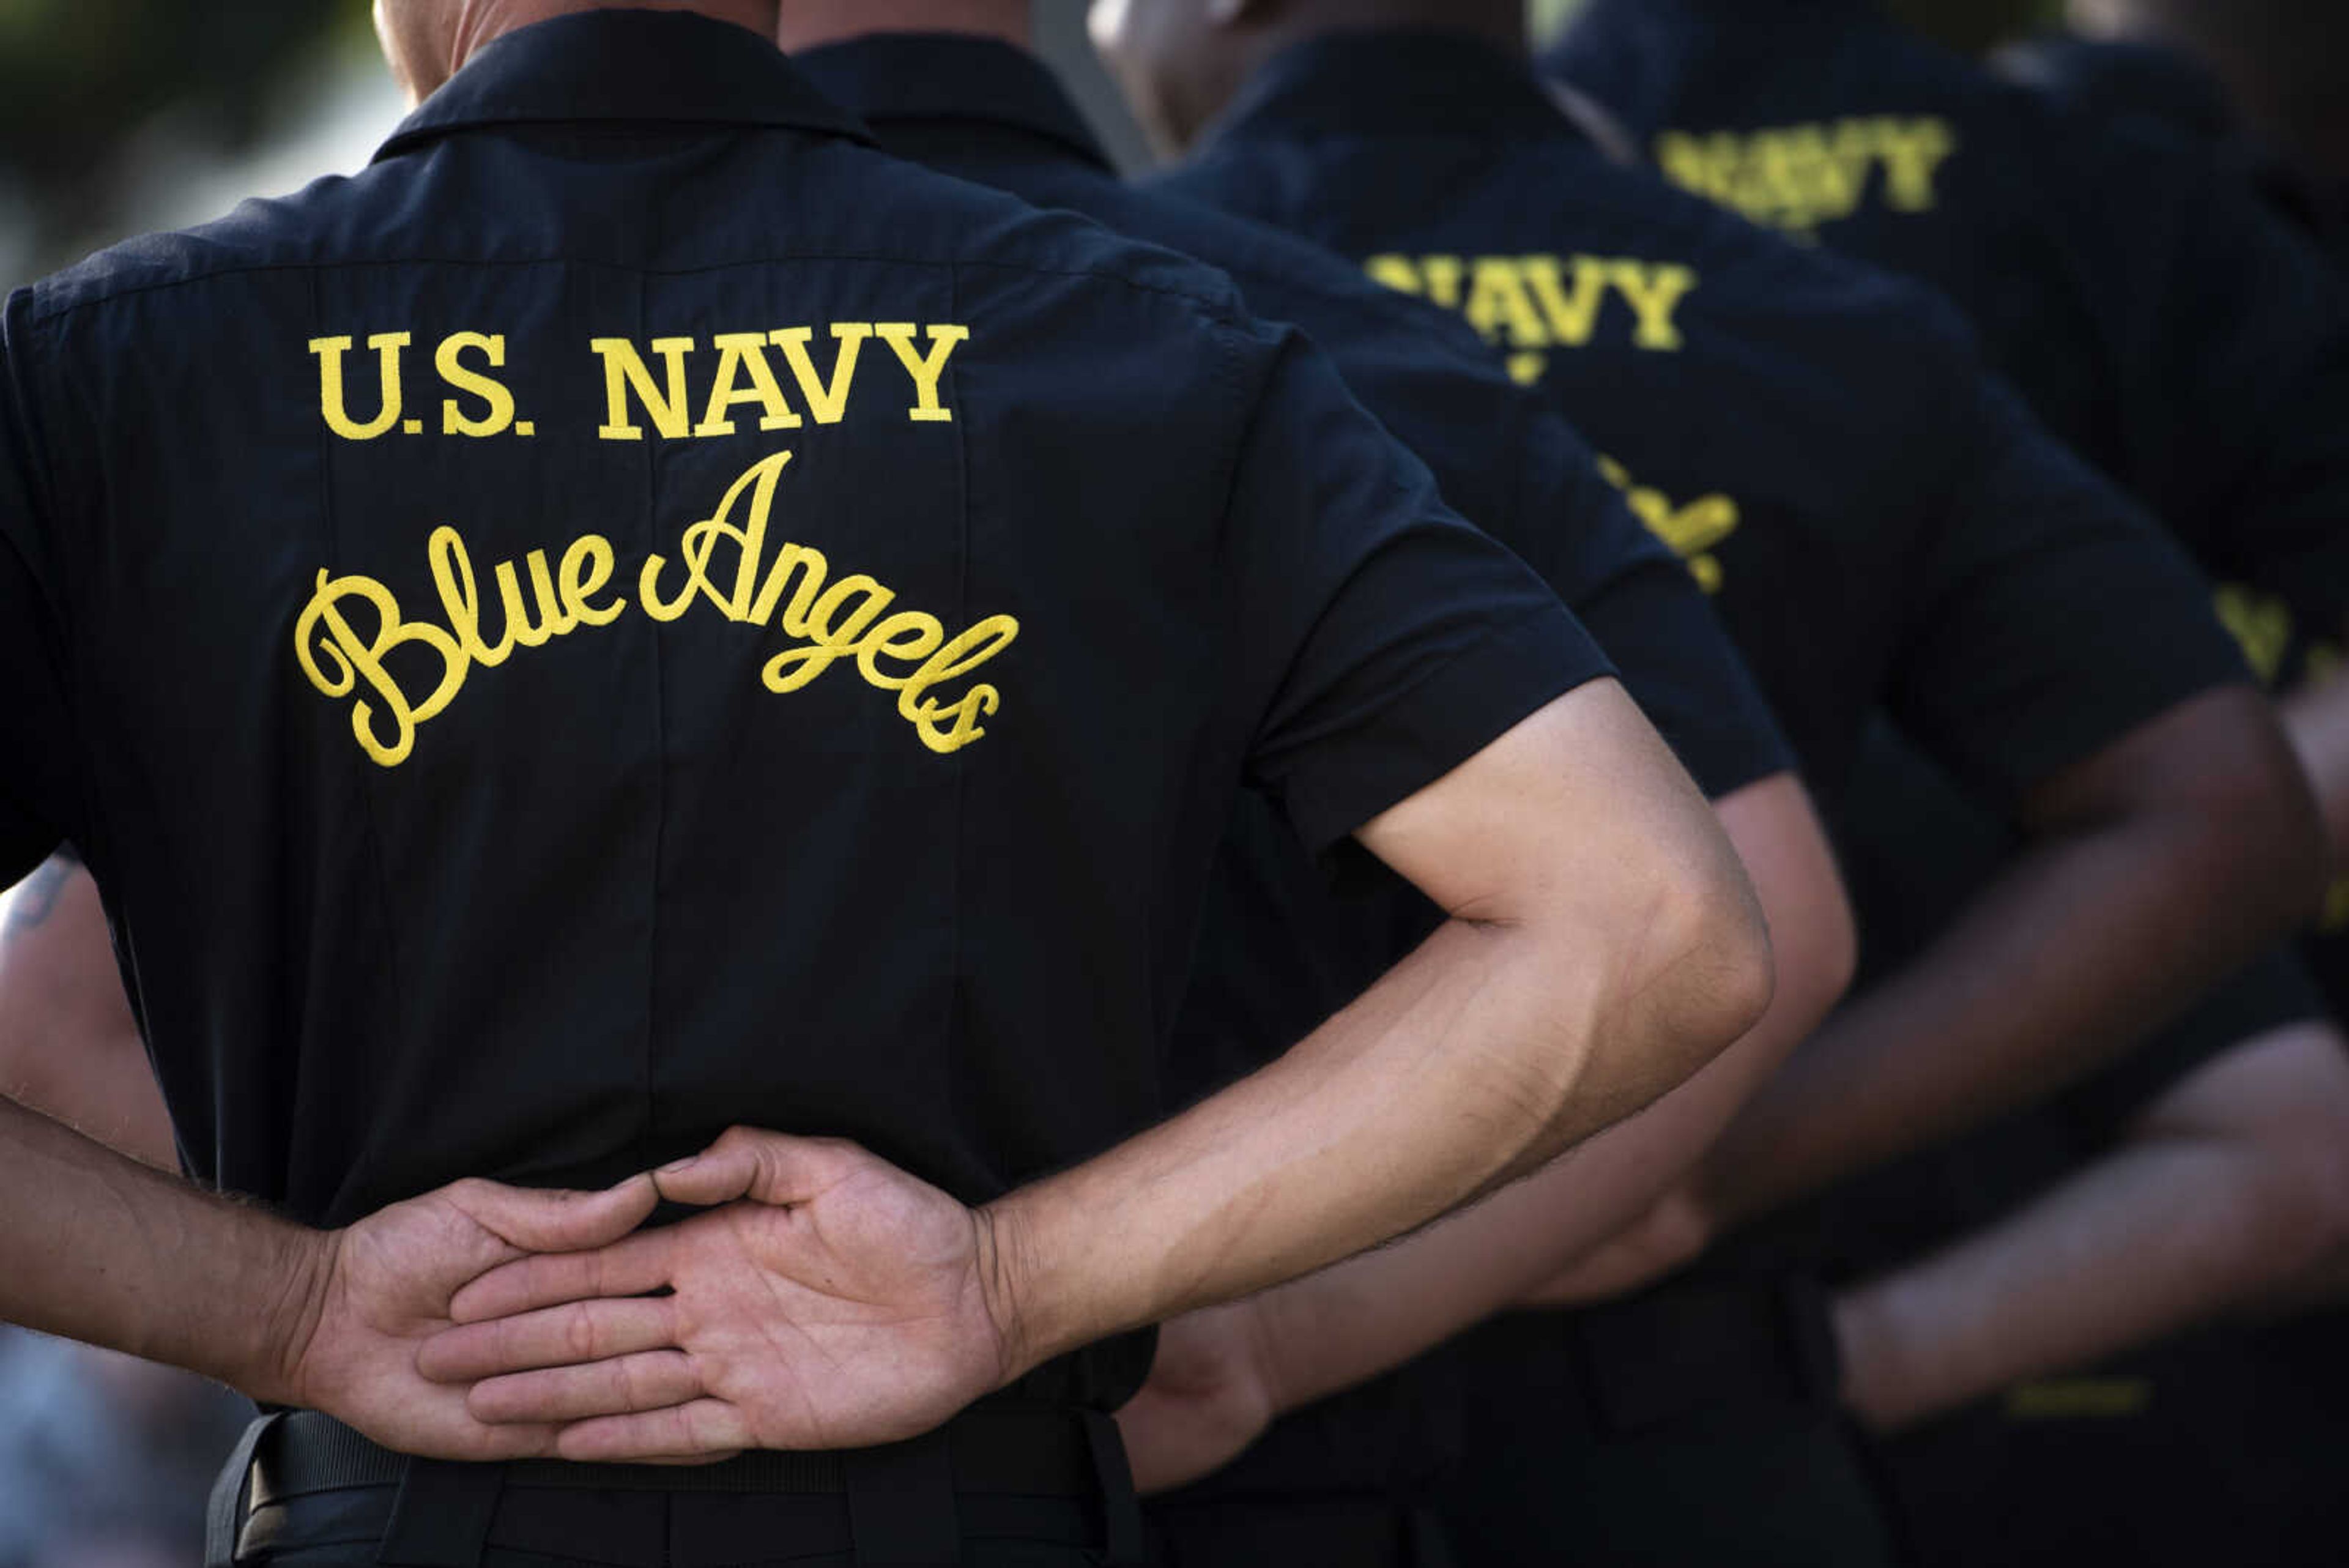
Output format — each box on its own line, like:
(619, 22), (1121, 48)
(0, 0), (372, 248)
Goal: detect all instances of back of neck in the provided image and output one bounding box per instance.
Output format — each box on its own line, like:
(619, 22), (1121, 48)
(776, 0), (1030, 53)
(1262, 1), (1526, 64)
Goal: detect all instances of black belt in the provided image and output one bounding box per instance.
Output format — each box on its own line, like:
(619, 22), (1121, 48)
(1147, 1493), (1458, 1568)
(210, 1402), (1141, 1567)
(1485, 1270), (1842, 1436)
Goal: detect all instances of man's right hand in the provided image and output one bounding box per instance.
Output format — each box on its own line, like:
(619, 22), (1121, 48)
(415, 1128), (1020, 1460)
(281, 1173), (659, 1460)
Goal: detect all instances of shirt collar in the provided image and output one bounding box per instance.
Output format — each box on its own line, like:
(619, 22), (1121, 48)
(374, 8), (877, 163)
(793, 33), (1115, 174)
(1200, 28), (1577, 152)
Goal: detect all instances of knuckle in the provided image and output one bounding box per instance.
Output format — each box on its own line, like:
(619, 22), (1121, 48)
(565, 1304), (598, 1362)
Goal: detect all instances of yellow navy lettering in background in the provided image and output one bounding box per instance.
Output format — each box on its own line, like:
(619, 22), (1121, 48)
(1655, 117), (1959, 237)
(1364, 253), (1697, 383)
(1597, 457), (1740, 594)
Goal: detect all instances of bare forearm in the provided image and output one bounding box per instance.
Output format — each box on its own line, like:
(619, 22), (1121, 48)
(0, 855), (176, 1168)
(990, 914), (1611, 1375)
(4, 1040), (175, 1169)
(1234, 1015), (1792, 1415)
(0, 1093), (321, 1398)
(1707, 820), (2301, 1224)
(1705, 691), (2317, 1225)
(984, 688), (1771, 1379)
(1228, 778), (1855, 1407)
(1836, 1132), (2327, 1433)
(2282, 675), (2349, 873)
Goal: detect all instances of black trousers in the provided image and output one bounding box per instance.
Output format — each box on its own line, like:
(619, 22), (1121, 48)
(1873, 1321), (2349, 1568)
(212, 1405), (1143, 1568)
(1145, 1492), (1456, 1568)
(1440, 1285), (1897, 1568)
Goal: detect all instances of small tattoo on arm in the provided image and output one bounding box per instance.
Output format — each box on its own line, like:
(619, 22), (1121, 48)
(3, 857), (75, 936)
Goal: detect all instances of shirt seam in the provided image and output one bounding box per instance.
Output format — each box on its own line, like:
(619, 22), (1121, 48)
(1286, 602), (1595, 850)
(31, 250), (1250, 325)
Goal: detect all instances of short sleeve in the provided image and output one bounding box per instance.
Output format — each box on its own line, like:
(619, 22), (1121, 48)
(0, 297), (79, 884)
(1224, 327), (1614, 853)
(2071, 128), (2349, 674)
(2060, 946), (2326, 1145)
(1514, 403), (1794, 801)
(1888, 371), (2250, 808)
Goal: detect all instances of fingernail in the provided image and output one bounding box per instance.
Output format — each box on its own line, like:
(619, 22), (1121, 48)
(658, 1156), (699, 1174)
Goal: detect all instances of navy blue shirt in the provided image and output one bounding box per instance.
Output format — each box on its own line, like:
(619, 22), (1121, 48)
(1825, 719), (2326, 1281)
(1992, 34), (2349, 279)
(796, 33), (1789, 809)
(794, 30), (1789, 1492)
(0, 12), (1611, 1408)
(1992, 32), (2240, 144)
(1556, 0), (2349, 688)
(1160, 29), (2246, 819)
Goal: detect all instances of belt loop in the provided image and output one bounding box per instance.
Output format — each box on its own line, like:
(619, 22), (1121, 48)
(205, 1411), (281, 1568)
(845, 1431), (961, 1566)
(1081, 1410), (1144, 1568)
(375, 1458), (506, 1567)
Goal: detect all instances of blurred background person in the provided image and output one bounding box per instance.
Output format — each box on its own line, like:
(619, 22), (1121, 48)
(2057, 0), (2349, 264)
(1086, 4), (2332, 1567)
(1550, 0), (2349, 1559)
(0, 1329), (251, 1568)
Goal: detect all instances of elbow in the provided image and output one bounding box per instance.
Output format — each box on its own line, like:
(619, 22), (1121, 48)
(1502, 847), (1772, 1170)
(2235, 741), (2332, 927)
(2047, 689), (2331, 960)
(2233, 1134), (2349, 1293)
(1693, 868), (1778, 1059)
(2177, 697), (2331, 929)
(1628, 847), (1778, 1107)
(2277, 1104), (2349, 1281)
(1779, 872), (1858, 1049)
(2144, 1022), (2349, 1290)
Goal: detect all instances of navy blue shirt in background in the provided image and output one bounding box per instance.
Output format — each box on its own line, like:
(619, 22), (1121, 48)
(1556, 0), (2349, 1128)
(0, 12), (1612, 1409)
(795, 29), (1793, 1499)
(1162, 29), (2246, 819)
(1556, 0), (2349, 687)
(798, 33), (1790, 807)
(1991, 34), (2349, 276)
(1146, 28), (2256, 1506)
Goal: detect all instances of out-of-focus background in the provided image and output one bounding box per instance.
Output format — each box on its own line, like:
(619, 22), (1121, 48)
(0, 0), (2136, 1557)
(0, 0), (2081, 286)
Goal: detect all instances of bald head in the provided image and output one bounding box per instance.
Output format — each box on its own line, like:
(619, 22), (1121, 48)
(373, 0), (783, 103)
(1087, 0), (1524, 156)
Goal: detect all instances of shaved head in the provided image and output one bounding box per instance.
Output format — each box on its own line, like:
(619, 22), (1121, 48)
(373, 0), (783, 103)
(1088, 0), (1524, 156)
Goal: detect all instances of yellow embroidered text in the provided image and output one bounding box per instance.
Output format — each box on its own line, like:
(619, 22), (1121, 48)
(295, 450), (1017, 766)
(1655, 118), (1958, 236)
(1364, 253), (1698, 384)
(1598, 456), (1739, 594)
